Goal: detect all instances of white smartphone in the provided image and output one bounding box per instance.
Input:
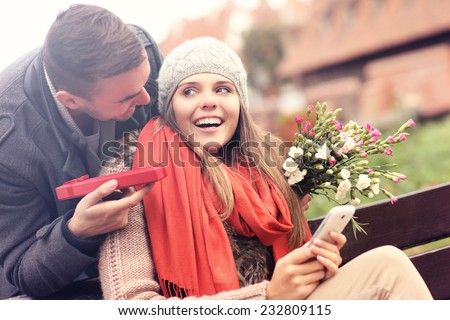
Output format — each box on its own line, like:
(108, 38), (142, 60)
(308, 205), (355, 246)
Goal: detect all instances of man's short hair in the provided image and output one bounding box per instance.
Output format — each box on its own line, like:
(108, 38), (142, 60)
(43, 4), (146, 99)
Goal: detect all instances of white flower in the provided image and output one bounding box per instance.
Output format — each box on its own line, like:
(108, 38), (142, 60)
(287, 169), (306, 186)
(342, 137), (356, 153)
(315, 143), (329, 160)
(339, 132), (350, 141)
(288, 146), (304, 159)
(335, 190), (347, 201)
(338, 132), (356, 154)
(335, 179), (352, 200)
(371, 182), (380, 195)
(282, 158), (298, 176)
(349, 198), (361, 205)
(338, 179), (352, 192)
(340, 168), (351, 180)
(356, 174), (371, 191)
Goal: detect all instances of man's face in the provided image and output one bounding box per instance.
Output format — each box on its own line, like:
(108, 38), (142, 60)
(77, 57), (151, 121)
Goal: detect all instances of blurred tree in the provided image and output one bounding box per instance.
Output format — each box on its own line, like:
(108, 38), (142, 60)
(241, 24), (284, 93)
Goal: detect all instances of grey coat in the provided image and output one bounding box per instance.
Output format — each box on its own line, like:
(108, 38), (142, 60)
(0, 25), (162, 299)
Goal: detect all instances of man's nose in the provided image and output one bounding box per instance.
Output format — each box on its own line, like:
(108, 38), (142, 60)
(136, 88), (151, 106)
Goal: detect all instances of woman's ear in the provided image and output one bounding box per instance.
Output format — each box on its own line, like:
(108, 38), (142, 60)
(55, 91), (85, 111)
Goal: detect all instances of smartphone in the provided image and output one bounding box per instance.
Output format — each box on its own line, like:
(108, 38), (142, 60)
(55, 166), (167, 201)
(308, 205), (355, 246)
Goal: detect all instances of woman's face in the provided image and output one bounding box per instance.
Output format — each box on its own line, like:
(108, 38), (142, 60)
(171, 73), (240, 153)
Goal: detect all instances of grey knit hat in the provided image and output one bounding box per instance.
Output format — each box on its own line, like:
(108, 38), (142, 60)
(157, 37), (249, 114)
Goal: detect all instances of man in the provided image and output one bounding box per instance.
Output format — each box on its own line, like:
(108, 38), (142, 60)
(0, 4), (163, 299)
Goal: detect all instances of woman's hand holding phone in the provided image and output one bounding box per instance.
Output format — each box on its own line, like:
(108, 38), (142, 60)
(267, 205), (354, 299)
(308, 231), (347, 280)
(307, 205), (355, 279)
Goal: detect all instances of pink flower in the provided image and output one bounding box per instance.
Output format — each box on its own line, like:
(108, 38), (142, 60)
(393, 177), (400, 183)
(399, 133), (408, 141)
(308, 104), (315, 112)
(361, 152), (368, 158)
(384, 148), (393, 156)
(370, 136), (379, 143)
(390, 197), (398, 204)
(335, 121), (343, 131)
(301, 128), (308, 134)
(329, 157), (337, 166)
(295, 116), (303, 124)
(407, 119), (416, 127)
(309, 129), (315, 136)
(370, 129), (382, 138)
(367, 169), (374, 173)
(305, 121), (312, 129)
(364, 123), (375, 132)
(399, 119), (417, 132)
(388, 136), (396, 144)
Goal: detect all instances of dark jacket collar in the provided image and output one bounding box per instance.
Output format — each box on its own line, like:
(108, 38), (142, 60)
(24, 50), (85, 152)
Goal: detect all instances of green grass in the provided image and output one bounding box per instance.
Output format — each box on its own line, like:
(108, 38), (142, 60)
(403, 237), (450, 256)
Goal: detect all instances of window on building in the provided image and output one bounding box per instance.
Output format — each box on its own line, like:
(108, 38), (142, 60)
(373, 0), (384, 17)
(320, 9), (333, 35)
(343, 0), (358, 30)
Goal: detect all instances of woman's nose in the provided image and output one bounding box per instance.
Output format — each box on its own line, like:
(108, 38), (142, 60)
(199, 93), (217, 110)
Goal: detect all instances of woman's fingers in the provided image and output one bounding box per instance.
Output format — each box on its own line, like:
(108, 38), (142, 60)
(301, 194), (313, 211)
(316, 255), (339, 279)
(330, 231), (347, 250)
(267, 258), (326, 300)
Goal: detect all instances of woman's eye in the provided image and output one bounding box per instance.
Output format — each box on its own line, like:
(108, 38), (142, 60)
(183, 88), (196, 96)
(217, 87), (231, 94)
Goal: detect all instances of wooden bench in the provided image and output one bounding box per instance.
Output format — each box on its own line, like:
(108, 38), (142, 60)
(308, 181), (450, 300)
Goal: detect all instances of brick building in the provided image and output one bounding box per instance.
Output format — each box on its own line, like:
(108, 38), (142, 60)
(158, 0), (280, 56)
(277, 0), (450, 124)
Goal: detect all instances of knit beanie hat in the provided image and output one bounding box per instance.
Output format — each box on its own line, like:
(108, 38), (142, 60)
(157, 37), (249, 115)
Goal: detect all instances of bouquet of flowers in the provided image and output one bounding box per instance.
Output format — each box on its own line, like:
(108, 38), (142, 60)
(283, 102), (416, 233)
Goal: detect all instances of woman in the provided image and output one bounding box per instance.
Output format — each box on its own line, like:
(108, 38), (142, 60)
(98, 37), (432, 300)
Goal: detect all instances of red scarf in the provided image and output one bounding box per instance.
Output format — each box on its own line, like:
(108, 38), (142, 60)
(133, 119), (307, 298)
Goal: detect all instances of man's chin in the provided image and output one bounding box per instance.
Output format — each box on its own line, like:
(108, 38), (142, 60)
(115, 115), (133, 122)
(116, 110), (135, 122)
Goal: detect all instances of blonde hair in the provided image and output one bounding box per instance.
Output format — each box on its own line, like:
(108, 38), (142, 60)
(160, 102), (307, 248)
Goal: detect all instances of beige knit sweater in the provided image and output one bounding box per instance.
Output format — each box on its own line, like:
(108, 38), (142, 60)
(98, 162), (269, 300)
